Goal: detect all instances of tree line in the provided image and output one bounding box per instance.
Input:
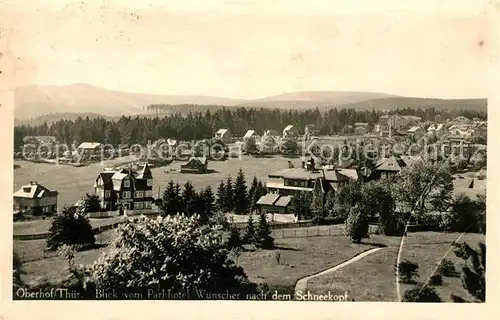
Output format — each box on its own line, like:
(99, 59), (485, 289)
(14, 106), (486, 150)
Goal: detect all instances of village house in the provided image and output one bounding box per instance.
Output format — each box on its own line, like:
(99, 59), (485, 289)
(77, 142), (102, 159)
(371, 155), (423, 180)
(93, 163), (154, 212)
(283, 125), (299, 139)
(13, 181), (58, 216)
(22, 136), (57, 156)
(407, 126), (425, 139)
(354, 122), (369, 135)
(442, 137), (474, 159)
(214, 129), (232, 143)
(427, 123), (446, 136)
(259, 158), (357, 214)
(243, 130), (258, 141)
(180, 157), (208, 174)
(471, 122), (487, 139)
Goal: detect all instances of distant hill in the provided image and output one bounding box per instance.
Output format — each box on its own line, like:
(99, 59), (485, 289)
(240, 91), (398, 108)
(336, 97), (488, 112)
(14, 84), (248, 120)
(14, 84), (487, 122)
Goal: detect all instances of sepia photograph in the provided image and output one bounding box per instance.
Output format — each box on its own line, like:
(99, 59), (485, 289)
(2, 0), (496, 312)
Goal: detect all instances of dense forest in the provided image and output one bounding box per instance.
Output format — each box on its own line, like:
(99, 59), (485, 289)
(14, 106), (487, 150)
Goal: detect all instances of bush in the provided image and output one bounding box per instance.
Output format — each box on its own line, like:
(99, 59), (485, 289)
(227, 226), (243, 250)
(46, 206), (95, 251)
(85, 214), (257, 298)
(428, 274), (443, 286)
(402, 285), (442, 302)
(441, 194), (483, 233)
(344, 206), (370, 243)
(395, 260), (419, 283)
(437, 259), (458, 277)
(255, 213), (275, 249)
(417, 214), (443, 232)
(453, 241), (485, 302)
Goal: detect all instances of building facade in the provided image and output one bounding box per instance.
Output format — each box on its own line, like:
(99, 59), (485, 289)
(13, 181), (58, 216)
(93, 163), (154, 212)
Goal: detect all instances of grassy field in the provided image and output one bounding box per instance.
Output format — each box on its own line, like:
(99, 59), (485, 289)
(19, 229), (118, 285)
(14, 216), (125, 235)
(236, 235), (378, 295)
(14, 155), (292, 209)
(452, 173), (486, 199)
(306, 232), (485, 302)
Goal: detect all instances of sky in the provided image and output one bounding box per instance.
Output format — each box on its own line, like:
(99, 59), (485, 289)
(2, 0), (498, 99)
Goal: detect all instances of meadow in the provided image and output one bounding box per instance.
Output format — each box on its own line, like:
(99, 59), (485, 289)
(14, 155), (292, 209)
(306, 232), (485, 302)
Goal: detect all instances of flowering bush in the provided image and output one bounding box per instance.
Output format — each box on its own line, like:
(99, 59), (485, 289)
(85, 214), (257, 298)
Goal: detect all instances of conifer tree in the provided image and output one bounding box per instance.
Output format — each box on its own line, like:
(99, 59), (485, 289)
(216, 180), (226, 212)
(201, 185), (215, 218)
(255, 212), (274, 249)
(245, 215), (255, 244)
(182, 181), (197, 216)
(160, 180), (183, 216)
(224, 176), (234, 212)
(227, 225), (243, 249)
(248, 176), (259, 213)
(233, 169), (249, 214)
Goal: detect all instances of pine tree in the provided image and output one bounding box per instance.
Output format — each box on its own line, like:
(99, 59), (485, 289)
(248, 176), (259, 213)
(255, 212), (274, 249)
(160, 180), (183, 216)
(199, 185), (215, 221)
(224, 176), (234, 213)
(182, 181), (197, 215)
(216, 180), (226, 212)
(233, 169), (249, 214)
(245, 215), (255, 244)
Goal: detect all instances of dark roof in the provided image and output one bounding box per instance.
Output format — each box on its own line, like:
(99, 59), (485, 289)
(256, 194), (280, 206)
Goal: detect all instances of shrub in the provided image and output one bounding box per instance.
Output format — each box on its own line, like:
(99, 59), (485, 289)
(344, 206), (370, 243)
(453, 241), (485, 302)
(255, 213), (275, 249)
(418, 214), (443, 232)
(441, 193), (483, 233)
(227, 226), (243, 250)
(13, 250), (24, 289)
(428, 274), (443, 286)
(85, 215), (257, 298)
(395, 260), (419, 283)
(402, 285), (442, 302)
(437, 259), (458, 277)
(46, 206), (95, 251)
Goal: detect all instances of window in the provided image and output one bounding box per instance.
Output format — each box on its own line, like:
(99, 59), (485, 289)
(123, 191), (131, 199)
(124, 179), (130, 188)
(134, 191), (144, 198)
(147, 179), (153, 187)
(105, 190), (111, 198)
(144, 201), (152, 209)
(134, 201), (143, 210)
(145, 190), (153, 198)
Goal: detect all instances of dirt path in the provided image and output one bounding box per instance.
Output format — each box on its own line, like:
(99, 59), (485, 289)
(294, 247), (383, 298)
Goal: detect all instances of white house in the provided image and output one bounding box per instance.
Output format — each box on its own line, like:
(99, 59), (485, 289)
(282, 125), (298, 139)
(214, 129), (232, 143)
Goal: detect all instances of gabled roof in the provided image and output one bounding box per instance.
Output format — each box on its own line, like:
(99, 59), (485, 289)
(244, 130), (256, 139)
(337, 168), (359, 181)
(375, 156), (407, 172)
(186, 157), (208, 165)
(135, 163), (152, 180)
(22, 136), (57, 144)
(407, 126), (422, 133)
(256, 194), (280, 206)
(274, 195), (292, 207)
(78, 142), (102, 149)
(216, 129), (229, 135)
(283, 125), (295, 131)
(14, 182), (58, 199)
(354, 122), (369, 127)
